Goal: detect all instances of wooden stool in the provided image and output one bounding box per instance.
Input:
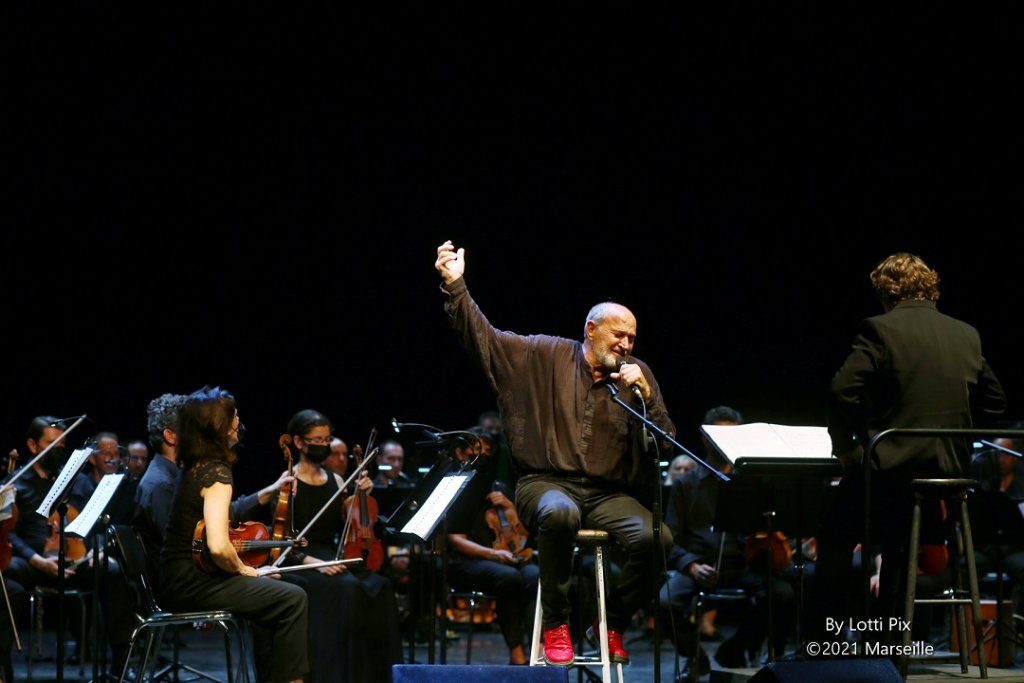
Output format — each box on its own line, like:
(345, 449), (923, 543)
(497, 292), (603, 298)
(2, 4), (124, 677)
(530, 529), (624, 683)
(901, 478), (986, 679)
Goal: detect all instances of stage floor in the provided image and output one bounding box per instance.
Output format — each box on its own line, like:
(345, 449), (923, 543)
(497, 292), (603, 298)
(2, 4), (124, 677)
(10, 618), (1024, 682)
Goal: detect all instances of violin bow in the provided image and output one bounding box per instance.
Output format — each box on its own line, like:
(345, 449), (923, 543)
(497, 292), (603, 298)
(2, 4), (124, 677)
(0, 568), (20, 651)
(2, 415), (88, 490)
(257, 557), (362, 577)
(271, 441), (379, 568)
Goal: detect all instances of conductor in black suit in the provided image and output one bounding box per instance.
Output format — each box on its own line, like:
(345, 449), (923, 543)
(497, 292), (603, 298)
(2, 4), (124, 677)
(813, 252), (1007, 646)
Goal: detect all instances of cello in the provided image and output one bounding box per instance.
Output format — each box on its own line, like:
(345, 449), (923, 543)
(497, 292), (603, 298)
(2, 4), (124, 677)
(270, 435), (297, 563)
(341, 445), (385, 572)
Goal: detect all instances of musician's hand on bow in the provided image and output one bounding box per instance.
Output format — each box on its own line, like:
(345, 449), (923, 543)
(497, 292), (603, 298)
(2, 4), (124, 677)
(688, 562), (718, 589)
(306, 554), (347, 575)
(31, 554), (67, 578)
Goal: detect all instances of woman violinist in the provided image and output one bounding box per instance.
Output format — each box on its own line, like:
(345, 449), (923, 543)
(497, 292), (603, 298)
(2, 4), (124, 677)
(275, 409), (400, 683)
(159, 387), (308, 683)
(446, 431), (538, 665)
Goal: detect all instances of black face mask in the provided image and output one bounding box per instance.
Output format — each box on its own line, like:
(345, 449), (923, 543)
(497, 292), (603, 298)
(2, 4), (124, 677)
(305, 444), (331, 464)
(39, 446), (67, 477)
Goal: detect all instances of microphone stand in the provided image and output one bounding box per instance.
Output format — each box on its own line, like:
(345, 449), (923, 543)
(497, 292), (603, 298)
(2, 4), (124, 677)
(606, 383), (729, 683)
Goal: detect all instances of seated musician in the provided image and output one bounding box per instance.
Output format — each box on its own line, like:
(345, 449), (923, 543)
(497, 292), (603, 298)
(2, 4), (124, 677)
(5, 415), (137, 677)
(446, 431), (539, 665)
(969, 432), (1024, 623)
(273, 409), (401, 683)
(658, 406), (794, 676)
(158, 387), (309, 683)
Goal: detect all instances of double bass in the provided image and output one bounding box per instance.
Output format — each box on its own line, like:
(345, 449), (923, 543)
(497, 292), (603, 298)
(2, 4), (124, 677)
(341, 445), (384, 572)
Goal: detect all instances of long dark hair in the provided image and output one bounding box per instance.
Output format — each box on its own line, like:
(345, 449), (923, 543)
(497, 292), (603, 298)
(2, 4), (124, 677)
(177, 386), (238, 470)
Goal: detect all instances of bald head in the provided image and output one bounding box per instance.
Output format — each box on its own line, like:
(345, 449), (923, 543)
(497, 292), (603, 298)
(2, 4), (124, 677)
(583, 301), (637, 372)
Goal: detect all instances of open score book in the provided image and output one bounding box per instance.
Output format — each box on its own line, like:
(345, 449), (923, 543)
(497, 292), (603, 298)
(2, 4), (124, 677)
(701, 423), (834, 465)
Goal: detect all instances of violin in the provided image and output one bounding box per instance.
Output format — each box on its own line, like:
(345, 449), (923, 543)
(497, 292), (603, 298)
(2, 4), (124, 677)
(484, 485), (532, 565)
(270, 435), (296, 562)
(192, 519), (294, 574)
(341, 445), (384, 572)
(0, 450), (19, 570)
(743, 531), (792, 574)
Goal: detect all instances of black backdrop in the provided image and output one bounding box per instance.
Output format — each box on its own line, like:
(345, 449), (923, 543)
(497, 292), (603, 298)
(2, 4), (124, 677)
(7, 5), (1023, 494)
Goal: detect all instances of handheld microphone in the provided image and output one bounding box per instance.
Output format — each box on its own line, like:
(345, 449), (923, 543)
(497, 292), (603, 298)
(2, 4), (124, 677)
(617, 360), (645, 403)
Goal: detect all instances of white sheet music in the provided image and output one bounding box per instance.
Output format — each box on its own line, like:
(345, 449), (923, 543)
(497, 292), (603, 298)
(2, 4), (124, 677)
(66, 473), (125, 538)
(401, 472), (473, 541)
(35, 447), (93, 519)
(701, 423), (833, 462)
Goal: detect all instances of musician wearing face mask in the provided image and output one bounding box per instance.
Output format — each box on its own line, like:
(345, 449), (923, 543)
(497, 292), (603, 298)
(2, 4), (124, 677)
(6, 416), (137, 677)
(271, 409), (401, 683)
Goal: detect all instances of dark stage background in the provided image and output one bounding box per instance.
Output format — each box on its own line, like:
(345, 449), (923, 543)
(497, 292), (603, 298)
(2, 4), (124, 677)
(7, 6), (1023, 495)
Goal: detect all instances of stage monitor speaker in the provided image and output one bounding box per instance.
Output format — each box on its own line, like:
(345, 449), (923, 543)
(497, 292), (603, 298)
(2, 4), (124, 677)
(393, 664), (569, 683)
(747, 658), (902, 683)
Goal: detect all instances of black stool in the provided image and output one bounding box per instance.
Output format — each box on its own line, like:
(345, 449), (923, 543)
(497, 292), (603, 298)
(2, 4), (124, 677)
(901, 478), (986, 679)
(687, 587), (748, 682)
(446, 589), (496, 664)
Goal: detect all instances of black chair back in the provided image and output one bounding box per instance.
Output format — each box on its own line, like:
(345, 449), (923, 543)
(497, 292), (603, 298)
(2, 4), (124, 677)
(107, 523), (163, 617)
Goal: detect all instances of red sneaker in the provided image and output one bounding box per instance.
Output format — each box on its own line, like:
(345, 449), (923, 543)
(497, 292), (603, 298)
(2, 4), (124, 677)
(586, 623), (630, 664)
(543, 624), (575, 666)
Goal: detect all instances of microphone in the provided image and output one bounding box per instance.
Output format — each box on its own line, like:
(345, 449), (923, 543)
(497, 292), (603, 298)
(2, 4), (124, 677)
(617, 360), (645, 403)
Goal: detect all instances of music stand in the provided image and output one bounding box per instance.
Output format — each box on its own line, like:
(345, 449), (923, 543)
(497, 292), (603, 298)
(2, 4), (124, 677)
(66, 473), (125, 680)
(34, 446), (95, 683)
(386, 455), (476, 665)
(714, 472), (835, 661)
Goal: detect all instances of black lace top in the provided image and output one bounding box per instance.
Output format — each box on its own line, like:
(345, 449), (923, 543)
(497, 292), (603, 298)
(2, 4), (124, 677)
(161, 459), (233, 566)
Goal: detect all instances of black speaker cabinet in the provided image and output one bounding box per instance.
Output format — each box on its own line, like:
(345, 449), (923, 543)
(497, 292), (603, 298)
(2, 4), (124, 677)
(747, 658), (903, 683)
(393, 664), (570, 683)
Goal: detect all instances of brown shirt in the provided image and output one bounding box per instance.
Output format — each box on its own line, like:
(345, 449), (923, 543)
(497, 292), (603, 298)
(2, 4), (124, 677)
(443, 277), (675, 485)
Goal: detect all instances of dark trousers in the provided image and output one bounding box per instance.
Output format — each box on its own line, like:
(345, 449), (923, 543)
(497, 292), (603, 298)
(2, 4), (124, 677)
(448, 557), (539, 650)
(516, 474), (672, 631)
(5, 554), (136, 649)
(659, 561), (794, 656)
(161, 562), (308, 682)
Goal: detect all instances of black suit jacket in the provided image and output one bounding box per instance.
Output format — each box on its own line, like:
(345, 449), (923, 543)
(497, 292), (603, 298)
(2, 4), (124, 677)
(828, 299), (1006, 473)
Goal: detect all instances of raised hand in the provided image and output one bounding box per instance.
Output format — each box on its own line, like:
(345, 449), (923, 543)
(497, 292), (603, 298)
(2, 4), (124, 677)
(435, 240), (465, 284)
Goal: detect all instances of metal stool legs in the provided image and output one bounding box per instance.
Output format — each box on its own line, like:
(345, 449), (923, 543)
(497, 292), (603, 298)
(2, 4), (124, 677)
(901, 479), (987, 679)
(529, 530), (623, 683)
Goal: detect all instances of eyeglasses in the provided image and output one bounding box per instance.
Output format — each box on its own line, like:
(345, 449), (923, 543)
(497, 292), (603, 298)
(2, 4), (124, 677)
(300, 434), (333, 446)
(128, 455), (149, 462)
